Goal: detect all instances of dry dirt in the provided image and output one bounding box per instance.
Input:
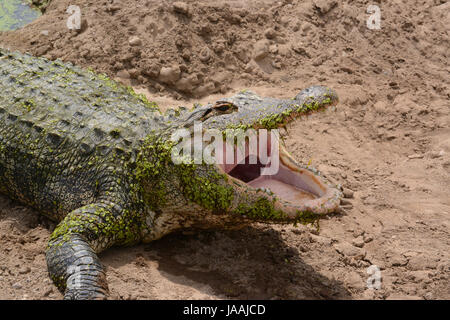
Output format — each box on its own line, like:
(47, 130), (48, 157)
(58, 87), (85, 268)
(0, 0), (449, 300)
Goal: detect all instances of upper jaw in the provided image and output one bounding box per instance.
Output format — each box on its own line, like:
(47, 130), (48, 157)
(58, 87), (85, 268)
(203, 86), (339, 131)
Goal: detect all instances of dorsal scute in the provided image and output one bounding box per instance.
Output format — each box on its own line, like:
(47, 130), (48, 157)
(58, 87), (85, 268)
(0, 48), (167, 153)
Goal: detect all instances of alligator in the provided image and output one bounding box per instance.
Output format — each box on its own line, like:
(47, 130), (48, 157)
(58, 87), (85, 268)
(0, 48), (343, 299)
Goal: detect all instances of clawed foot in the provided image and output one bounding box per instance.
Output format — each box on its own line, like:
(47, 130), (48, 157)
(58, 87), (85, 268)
(64, 288), (108, 300)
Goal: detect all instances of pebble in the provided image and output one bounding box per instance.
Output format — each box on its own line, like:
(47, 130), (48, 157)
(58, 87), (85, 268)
(352, 236), (365, 248)
(343, 188), (354, 198)
(18, 267), (31, 274)
(269, 44), (278, 54)
(345, 271), (364, 290)
(43, 287), (53, 297)
(363, 234), (374, 243)
(193, 82), (215, 97)
(128, 36), (142, 47)
(175, 75), (197, 93)
(408, 154), (424, 159)
(117, 70), (131, 79)
(264, 28), (277, 39)
(310, 234), (332, 246)
(199, 48), (212, 62)
(313, 0), (337, 15)
(173, 2), (190, 15)
(353, 230), (364, 238)
(12, 282), (22, 290)
(362, 289), (376, 300)
(253, 40), (270, 60)
(424, 292), (434, 300)
(407, 255), (438, 271)
(429, 150), (444, 159)
(334, 242), (366, 260)
(159, 65), (181, 84)
(389, 253), (408, 267)
(341, 198), (353, 206)
(372, 101), (387, 113)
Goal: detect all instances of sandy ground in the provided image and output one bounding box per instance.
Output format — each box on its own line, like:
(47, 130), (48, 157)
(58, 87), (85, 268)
(0, 0), (449, 300)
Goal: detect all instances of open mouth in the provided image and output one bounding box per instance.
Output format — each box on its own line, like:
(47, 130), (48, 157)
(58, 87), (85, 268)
(217, 137), (342, 217)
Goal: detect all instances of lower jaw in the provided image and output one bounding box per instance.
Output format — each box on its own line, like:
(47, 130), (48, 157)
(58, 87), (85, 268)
(223, 146), (342, 218)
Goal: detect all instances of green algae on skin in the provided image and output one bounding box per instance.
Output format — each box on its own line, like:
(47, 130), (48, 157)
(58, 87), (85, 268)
(134, 135), (234, 212)
(25, 0), (50, 12)
(0, 0), (41, 31)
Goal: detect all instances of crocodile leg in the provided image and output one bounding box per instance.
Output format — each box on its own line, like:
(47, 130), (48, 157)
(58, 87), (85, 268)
(47, 233), (108, 299)
(45, 201), (141, 299)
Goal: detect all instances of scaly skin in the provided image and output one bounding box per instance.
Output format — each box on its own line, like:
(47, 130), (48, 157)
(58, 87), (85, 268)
(0, 48), (342, 299)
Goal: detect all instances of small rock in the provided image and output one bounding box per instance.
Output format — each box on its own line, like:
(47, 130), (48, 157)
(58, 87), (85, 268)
(12, 282), (22, 290)
(353, 230), (365, 238)
(128, 69), (140, 79)
(389, 253), (408, 267)
(429, 150), (444, 159)
(313, 0), (337, 15)
(362, 289), (376, 300)
(407, 255), (438, 271)
(117, 70), (130, 79)
(352, 236), (365, 248)
(423, 292), (434, 300)
(408, 154), (424, 159)
(363, 234), (374, 243)
(253, 40), (270, 60)
(343, 188), (354, 198)
(175, 74), (198, 93)
(345, 271), (364, 290)
(334, 242), (366, 260)
(143, 64), (161, 79)
(269, 45), (278, 54)
(159, 65), (181, 84)
(199, 48), (212, 62)
(264, 28), (277, 39)
(372, 101), (387, 114)
(173, 2), (190, 15)
(18, 267), (31, 274)
(310, 234), (332, 245)
(43, 287), (53, 297)
(244, 60), (258, 73)
(193, 82), (215, 97)
(341, 199), (353, 206)
(280, 16), (290, 27)
(409, 271), (431, 283)
(128, 36), (142, 47)
(107, 5), (121, 13)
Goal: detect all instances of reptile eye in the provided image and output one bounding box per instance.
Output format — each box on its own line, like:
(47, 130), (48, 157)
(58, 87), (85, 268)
(216, 105), (231, 112)
(213, 102), (238, 114)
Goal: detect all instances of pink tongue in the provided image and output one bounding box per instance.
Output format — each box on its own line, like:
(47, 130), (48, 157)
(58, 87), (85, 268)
(248, 177), (317, 203)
